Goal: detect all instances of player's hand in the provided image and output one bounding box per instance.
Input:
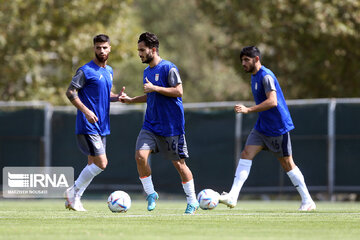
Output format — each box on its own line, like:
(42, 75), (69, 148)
(117, 86), (128, 102)
(234, 104), (249, 114)
(119, 95), (132, 104)
(118, 86), (133, 104)
(85, 110), (98, 123)
(143, 79), (156, 93)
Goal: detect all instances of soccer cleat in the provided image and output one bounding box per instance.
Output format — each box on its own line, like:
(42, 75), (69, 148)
(64, 186), (86, 211)
(75, 198), (87, 211)
(64, 186), (76, 209)
(74, 198), (87, 211)
(218, 192), (237, 208)
(65, 199), (70, 209)
(146, 192), (159, 211)
(65, 197), (87, 211)
(184, 202), (199, 214)
(298, 201), (316, 211)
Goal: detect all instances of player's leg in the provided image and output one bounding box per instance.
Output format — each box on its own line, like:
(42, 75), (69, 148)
(172, 159), (199, 214)
(65, 134), (106, 211)
(135, 130), (158, 211)
(219, 144), (262, 208)
(135, 149), (152, 177)
(136, 150), (158, 211)
(65, 154), (106, 211)
(75, 154), (107, 197)
(279, 155), (316, 211)
(172, 159), (193, 182)
(275, 132), (315, 211)
(231, 145), (261, 196)
(220, 129), (263, 208)
(160, 134), (198, 214)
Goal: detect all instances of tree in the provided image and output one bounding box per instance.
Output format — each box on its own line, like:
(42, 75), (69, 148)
(0, 0), (141, 104)
(129, 0), (251, 102)
(196, 0), (360, 98)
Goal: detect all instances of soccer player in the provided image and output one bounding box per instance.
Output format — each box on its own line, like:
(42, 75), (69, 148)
(64, 34), (124, 211)
(219, 46), (316, 211)
(120, 32), (199, 214)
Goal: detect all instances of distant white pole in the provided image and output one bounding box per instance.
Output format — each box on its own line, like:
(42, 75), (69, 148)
(328, 99), (336, 201)
(235, 113), (243, 166)
(44, 103), (53, 167)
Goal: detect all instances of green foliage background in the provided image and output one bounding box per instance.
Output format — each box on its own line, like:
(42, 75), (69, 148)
(0, 0), (141, 104)
(196, 0), (360, 98)
(0, 0), (359, 104)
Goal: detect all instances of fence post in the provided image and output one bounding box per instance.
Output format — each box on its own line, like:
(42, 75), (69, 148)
(43, 103), (53, 167)
(235, 113), (243, 166)
(328, 99), (336, 201)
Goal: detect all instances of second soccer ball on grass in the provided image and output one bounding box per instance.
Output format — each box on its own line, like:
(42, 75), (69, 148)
(197, 189), (220, 210)
(107, 190), (131, 213)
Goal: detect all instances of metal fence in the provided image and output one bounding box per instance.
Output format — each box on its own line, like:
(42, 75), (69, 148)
(1, 98), (359, 199)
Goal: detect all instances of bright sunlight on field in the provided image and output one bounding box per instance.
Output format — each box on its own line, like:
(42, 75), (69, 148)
(0, 200), (359, 240)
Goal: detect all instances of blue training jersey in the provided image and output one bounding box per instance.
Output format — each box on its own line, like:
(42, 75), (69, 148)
(251, 65), (294, 136)
(142, 60), (185, 137)
(75, 60), (113, 136)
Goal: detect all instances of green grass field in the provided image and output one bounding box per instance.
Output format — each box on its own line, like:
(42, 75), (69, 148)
(0, 199), (359, 240)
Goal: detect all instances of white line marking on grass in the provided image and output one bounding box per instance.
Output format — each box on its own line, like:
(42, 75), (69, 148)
(1, 212), (360, 220)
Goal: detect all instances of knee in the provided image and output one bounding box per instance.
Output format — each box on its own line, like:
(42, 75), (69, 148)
(172, 159), (187, 171)
(96, 158), (107, 170)
(172, 161), (181, 170)
(135, 153), (147, 165)
(97, 162), (107, 170)
(89, 155), (107, 170)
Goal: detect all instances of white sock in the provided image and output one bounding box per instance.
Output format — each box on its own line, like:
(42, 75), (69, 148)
(229, 159), (252, 200)
(140, 175), (155, 195)
(182, 179), (197, 204)
(287, 166), (313, 203)
(76, 179), (92, 198)
(74, 163), (103, 197)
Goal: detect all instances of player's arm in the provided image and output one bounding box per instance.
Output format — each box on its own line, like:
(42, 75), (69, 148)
(143, 67), (183, 98)
(65, 70), (98, 123)
(119, 94), (147, 104)
(235, 75), (277, 114)
(143, 80), (183, 97)
(235, 91), (277, 114)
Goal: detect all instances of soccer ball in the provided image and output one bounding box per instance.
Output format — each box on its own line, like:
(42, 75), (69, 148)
(197, 189), (220, 210)
(107, 190), (131, 213)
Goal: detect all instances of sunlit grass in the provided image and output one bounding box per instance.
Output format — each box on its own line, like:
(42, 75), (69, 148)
(0, 199), (359, 240)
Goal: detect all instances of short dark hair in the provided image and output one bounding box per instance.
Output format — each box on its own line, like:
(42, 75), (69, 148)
(93, 34), (110, 45)
(240, 46), (261, 60)
(138, 32), (159, 51)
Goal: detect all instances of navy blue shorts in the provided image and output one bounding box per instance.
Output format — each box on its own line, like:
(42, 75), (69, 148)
(76, 134), (106, 156)
(136, 129), (189, 160)
(245, 128), (292, 158)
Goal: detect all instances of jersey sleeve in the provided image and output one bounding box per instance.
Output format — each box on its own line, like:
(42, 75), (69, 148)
(168, 67), (182, 87)
(70, 69), (86, 89)
(262, 75), (276, 93)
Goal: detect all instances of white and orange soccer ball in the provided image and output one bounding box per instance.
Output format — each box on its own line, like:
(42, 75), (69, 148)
(197, 189), (220, 210)
(107, 190), (131, 213)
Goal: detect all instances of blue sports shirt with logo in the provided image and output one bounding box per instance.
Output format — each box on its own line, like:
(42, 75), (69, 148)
(71, 60), (113, 136)
(251, 65), (294, 136)
(142, 60), (185, 137)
